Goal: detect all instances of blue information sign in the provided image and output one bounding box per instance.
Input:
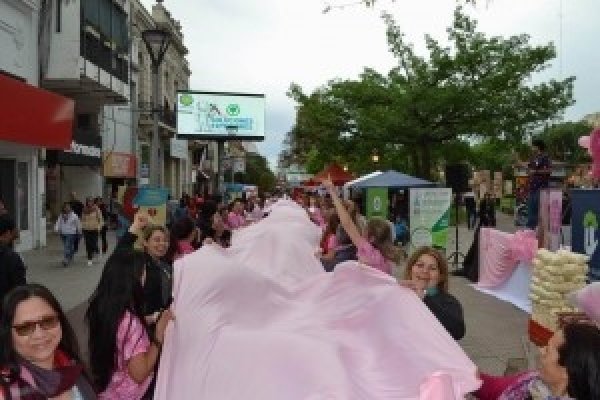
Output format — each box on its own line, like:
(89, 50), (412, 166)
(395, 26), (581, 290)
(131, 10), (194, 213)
(570, 189), (600, 281)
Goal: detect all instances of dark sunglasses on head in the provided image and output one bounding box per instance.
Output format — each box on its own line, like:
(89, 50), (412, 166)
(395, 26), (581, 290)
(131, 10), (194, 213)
(12, 315), (60, 336)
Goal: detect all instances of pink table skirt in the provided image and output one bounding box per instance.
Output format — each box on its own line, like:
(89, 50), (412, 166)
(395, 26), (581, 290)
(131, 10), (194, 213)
(478, 228), (537, 288)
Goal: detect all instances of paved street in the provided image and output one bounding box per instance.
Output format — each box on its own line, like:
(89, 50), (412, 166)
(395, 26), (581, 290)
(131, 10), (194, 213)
(20, 212), (530, 375)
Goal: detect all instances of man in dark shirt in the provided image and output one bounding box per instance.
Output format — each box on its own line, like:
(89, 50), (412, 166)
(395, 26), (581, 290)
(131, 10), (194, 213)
(0, 214), (26, 303)
(527, 139), (552, 229)
(69, 192), (84, 253)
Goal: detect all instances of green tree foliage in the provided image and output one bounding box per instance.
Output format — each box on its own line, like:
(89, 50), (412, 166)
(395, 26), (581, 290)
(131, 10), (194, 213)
(285, 8), (574, 179)
(232, 154), (276, 194)
(534, 121), (592, 165)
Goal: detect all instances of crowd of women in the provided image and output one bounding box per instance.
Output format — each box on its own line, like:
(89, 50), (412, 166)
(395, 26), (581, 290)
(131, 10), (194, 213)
(0, 182), (599, 399)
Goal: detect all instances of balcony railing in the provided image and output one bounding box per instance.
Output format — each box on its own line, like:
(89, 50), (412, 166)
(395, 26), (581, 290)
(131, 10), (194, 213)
(80, 30), (129, 84)
(137, 101), (176, 130)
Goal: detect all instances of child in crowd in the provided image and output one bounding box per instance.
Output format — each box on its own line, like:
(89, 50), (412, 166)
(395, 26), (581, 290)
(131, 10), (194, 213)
(323, 176), (404, 275)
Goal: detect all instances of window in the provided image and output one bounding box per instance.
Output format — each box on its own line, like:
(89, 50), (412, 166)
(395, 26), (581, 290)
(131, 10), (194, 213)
(17, 162), (28, 231)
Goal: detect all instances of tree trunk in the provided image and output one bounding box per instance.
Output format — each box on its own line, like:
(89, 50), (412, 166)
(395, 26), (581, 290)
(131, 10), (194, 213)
(418, 142), (432, 180)
(410, 150), (421, 177)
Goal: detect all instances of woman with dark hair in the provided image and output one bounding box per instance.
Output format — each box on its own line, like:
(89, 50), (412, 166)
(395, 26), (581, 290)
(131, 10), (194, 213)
(475, 322), (600, 400)
(0, 284), (96, 399)
(86, 250), (173, 399)
(113, 212), (171, 326)
(318, 213), (340, 262)
(401, 246), (465, 340)
(81, 198), (103, 266)
(199, 212), (232, 248)
(165, 217), (197, 264)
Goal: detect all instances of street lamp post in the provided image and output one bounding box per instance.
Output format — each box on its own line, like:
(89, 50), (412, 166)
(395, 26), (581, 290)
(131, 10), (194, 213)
(142, 28), (170, 187)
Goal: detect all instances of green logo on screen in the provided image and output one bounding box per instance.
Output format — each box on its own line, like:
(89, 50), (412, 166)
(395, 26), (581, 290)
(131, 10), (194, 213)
(226, 104), (240, 116)
(179, 94), (194, 106)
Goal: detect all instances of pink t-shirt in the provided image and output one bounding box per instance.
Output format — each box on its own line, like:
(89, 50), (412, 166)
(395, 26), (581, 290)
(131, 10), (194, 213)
(228, 212), (246, 229)
(99, 311), (152, 400)
(357, 239), (393, 275)
(175, 240), (195, 260)
(324, 234), (337, 254)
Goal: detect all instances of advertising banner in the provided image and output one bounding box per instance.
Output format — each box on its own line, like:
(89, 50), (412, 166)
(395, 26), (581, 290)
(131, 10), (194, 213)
(539, 189), (562, 251)
(571, 189), (600, 281)
(177, 91), (265, 141)
(366, 187), (388, 219)
(409, 188), (452, 251)
(132, 188), (170, 226)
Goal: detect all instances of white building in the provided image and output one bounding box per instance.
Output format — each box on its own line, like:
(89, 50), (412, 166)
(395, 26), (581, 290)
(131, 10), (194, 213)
(0, 0), (74, 251)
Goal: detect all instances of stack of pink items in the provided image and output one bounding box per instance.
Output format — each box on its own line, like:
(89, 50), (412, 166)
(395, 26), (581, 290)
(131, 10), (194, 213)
(155, 201), (480, 399)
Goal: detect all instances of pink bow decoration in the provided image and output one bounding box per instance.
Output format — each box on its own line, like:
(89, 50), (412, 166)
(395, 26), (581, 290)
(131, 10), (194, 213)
(508, 230), (538, 265)
(570, 282), (600, 325)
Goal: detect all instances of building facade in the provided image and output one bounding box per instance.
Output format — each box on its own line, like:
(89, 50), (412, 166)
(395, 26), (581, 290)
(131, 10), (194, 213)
(132, 0), (193, 199)
(40, 0), (131, 219)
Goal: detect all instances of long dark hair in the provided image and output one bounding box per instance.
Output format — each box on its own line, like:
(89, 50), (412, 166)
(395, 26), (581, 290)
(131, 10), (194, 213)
(86, 249), (147, 391)
(560, 323), (600, 399)
(0, 284), (83, 377)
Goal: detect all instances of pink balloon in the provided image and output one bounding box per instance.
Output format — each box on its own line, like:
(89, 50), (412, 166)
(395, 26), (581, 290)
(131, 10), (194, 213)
(578, 135), (591, 149)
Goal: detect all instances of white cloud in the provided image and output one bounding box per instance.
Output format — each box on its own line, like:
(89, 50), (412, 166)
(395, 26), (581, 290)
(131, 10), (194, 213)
(140, 0), (600, 165)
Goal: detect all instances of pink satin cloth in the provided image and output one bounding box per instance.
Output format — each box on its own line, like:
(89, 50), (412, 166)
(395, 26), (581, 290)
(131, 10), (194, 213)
(478, 228), (538, 288)
(155, 200), (480, 399)
(570, 282), (600, 325)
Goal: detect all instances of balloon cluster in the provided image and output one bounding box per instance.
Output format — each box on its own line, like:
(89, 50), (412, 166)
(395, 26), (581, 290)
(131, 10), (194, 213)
(578, 128), (600, 180)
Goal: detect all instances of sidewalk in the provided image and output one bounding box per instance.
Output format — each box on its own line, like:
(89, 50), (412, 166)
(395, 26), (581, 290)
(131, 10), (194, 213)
(446, 211), (529, 375)
(20, 231), (116, 311)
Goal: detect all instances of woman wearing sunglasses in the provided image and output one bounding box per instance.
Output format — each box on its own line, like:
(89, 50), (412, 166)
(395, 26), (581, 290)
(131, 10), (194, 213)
(0, 284), (96, 399)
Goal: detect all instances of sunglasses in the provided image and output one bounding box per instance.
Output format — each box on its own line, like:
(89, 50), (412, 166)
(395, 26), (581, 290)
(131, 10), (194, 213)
(12, 315), (60, 336)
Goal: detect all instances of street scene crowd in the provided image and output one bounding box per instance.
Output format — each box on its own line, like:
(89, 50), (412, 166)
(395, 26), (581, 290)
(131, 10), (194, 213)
(1, 0), (600, 398)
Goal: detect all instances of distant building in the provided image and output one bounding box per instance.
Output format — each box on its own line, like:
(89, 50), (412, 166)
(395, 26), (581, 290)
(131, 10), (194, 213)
(584, 112), (600, 128)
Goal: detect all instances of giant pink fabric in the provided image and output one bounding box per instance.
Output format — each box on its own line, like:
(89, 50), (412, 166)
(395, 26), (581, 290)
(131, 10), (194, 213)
(478, 228), (538, 288)
(155, 200), (480, 399)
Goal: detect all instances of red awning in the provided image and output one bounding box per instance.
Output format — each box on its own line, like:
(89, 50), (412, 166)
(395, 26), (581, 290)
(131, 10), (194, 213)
(0, 74), (74, 149)
(313, 163), (354, 185)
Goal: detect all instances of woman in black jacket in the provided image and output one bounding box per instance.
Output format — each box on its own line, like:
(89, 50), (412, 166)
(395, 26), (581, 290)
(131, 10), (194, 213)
(400, 246), (465, 340)
(113, 212), (172, 324)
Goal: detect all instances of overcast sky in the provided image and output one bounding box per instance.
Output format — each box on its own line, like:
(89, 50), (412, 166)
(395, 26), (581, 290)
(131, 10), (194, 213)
(140, 0), (600, 168)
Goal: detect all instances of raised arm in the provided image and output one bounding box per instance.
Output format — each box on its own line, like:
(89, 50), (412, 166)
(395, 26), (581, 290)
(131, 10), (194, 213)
(322, 176), (363, 248)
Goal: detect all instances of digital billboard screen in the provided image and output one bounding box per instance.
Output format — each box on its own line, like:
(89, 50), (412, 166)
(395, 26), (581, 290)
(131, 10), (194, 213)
(176, 91), (265, 141)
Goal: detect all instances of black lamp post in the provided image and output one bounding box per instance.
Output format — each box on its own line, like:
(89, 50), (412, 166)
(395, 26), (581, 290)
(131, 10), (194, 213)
(142, 28), (170, 187)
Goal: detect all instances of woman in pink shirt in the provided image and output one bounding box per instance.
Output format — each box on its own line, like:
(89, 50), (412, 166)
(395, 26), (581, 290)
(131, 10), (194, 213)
(323, 176), (404, 275)
(86, 250), (173, 399)
(227, 199), (247, 229)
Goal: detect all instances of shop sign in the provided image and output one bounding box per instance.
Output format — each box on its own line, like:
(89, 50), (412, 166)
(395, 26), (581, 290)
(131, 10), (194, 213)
(104, 152), (136, 178)
(170, 138), (188, 159)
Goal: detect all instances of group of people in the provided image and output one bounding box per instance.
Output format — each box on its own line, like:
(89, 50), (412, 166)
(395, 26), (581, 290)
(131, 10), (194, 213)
(54, 193), (109, 267)
(0, 185), (599, 399)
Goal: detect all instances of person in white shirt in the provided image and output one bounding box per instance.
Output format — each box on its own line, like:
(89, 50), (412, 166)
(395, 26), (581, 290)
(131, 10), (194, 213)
(54, 202), (82, 266)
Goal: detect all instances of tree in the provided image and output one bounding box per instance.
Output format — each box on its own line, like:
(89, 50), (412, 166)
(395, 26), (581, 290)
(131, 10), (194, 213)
(286, 8), (574, 179)
(231, 154), (276, 194)
(534, 121), (592, 165)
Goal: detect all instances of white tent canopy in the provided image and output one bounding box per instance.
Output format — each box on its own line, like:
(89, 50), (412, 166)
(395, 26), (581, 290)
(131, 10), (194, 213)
(342, 170), (382, 199)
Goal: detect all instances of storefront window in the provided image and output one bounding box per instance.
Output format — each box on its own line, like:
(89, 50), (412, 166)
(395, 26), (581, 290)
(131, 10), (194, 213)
(17, 162), (28, 230)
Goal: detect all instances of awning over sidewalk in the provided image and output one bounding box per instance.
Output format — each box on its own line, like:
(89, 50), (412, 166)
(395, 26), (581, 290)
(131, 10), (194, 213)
(0, 73), (74, 149)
